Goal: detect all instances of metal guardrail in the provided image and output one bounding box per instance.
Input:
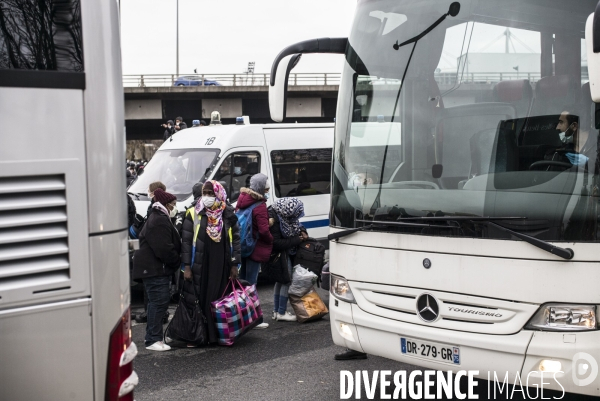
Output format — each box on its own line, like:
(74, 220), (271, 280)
(122, 73), (341, 88)
(123, 71), (590, 88)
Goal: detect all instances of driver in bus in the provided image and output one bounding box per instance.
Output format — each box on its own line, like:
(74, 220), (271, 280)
(546, 108), (595, 168)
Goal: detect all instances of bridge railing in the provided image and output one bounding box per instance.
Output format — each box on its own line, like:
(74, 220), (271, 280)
(122, 73), (341, 88)
(123, 71), (590, 88)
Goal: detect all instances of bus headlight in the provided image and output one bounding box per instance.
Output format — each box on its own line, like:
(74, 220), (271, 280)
(330, 274), (356, 303)
(525, 304), (597, 331)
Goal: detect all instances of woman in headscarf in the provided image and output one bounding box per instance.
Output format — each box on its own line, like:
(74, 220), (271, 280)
(268, 197), (308, 322)
(181, 180), (241, 344)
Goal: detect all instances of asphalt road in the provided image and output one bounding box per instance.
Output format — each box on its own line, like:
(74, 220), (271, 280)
(131, 283), (419, 401)
(131, 284), (589, 401)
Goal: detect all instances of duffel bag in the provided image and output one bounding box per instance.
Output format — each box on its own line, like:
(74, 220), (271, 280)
(211, 279), (263, 346)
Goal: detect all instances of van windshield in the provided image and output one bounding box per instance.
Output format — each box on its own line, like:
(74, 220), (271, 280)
(332, 0), (600, 242)
(129, 149), (219, 201)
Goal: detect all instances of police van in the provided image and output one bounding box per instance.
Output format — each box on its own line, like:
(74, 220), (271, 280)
(128, 121), (334, 243)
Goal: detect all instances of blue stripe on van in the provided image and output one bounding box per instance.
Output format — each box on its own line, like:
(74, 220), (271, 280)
(301, 219), (330, 229)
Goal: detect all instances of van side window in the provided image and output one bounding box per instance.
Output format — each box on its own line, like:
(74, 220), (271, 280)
(270, 149), (332, 198)
(213, 152), (260, 202)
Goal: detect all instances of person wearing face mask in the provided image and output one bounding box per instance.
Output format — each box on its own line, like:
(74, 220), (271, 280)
(132, 188), (182, 351)
(235, 174), (274, 329)
(145, 181), (167, 219)
(181, 180), (241, 344)
(544, 110), (592, 170)
(556, 111), (578, 148)
(133, 181), (169, 325)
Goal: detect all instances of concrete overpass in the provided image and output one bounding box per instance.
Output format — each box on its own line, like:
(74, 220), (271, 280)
(124, 73), (340, 140)
(123, 72), (525, 140)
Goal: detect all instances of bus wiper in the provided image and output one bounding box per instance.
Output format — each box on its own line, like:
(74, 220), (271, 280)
(328, 219), (449, 241)
(399, 216), (575, 260)
(370, 2), (461, 217)
(128, 192), (140, 200)
(393, 2), (461, 50)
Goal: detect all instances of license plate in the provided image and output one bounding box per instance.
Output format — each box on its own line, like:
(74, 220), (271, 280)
(400, 337), (460, 365)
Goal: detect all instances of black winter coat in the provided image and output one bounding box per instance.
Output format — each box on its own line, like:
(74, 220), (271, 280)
(180, 205), (241, 343)
(132, 208), (181, 280)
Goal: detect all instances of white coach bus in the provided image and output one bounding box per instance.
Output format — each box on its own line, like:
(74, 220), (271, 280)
(0, 1), (136, 400)
(270, 0), (600, 396)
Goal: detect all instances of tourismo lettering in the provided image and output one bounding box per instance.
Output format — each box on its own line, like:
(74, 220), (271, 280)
(447, 307), (502, 317)
(339, 370), (478, 400)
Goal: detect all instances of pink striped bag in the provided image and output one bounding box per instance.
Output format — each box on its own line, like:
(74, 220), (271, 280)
(211, 279), (263, 346)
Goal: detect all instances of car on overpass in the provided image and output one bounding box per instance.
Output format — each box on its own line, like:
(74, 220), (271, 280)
(173, 75), (222, 86)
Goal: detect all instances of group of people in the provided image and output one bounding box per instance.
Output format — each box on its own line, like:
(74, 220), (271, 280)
(131, 174), (309, 351)
(126, 160), (147, 186)
(162, 117), (207, 141)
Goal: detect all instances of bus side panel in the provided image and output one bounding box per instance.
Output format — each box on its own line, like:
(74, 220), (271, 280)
(0, 88), (91, 308)
(0, 299), (93, 401)
(81, 0), (127, 235)
(89, 231), (130, 401)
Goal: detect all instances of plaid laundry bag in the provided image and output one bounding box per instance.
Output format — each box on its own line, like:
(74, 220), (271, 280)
(211, 279), (263, 346)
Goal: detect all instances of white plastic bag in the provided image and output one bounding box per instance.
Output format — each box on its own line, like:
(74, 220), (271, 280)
(288, 265), (317, 297)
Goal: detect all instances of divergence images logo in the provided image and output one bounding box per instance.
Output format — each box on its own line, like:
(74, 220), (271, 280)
(416, 293), (439, 323)
(572, 352), (599, 387)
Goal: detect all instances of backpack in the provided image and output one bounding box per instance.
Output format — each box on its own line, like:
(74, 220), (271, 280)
(235, 202), (261, 258)
(294, 238), (326, 282)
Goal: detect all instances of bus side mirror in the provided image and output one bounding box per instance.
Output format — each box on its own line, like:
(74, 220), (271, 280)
(585, 5), (600, 102)
(269, 37), (348, 122)
(269, 54), (302, 122)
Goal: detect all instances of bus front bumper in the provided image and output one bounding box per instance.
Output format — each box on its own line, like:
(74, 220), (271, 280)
(330, 300), (600, 397)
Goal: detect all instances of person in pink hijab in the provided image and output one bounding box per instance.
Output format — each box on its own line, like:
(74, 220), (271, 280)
(180, 180), (241, 344)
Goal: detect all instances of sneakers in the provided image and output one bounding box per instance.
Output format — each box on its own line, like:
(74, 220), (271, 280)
(272, 311), (278, 320)
(276, 312), (297, 322)
(255, 322), (269, 329)
(146, 341), (171, 352)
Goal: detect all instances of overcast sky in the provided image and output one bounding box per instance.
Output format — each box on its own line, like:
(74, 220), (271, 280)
(120, 0), (356, 76)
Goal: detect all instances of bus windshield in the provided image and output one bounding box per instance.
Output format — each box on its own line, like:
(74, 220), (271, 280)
(332, 0), (600, 242)
(129, 149), (219, 201)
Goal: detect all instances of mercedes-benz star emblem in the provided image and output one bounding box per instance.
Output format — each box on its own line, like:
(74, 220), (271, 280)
(416, 293), (440, 323)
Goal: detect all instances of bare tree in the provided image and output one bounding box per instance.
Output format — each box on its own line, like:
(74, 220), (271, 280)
(0, 0), (83, 71)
